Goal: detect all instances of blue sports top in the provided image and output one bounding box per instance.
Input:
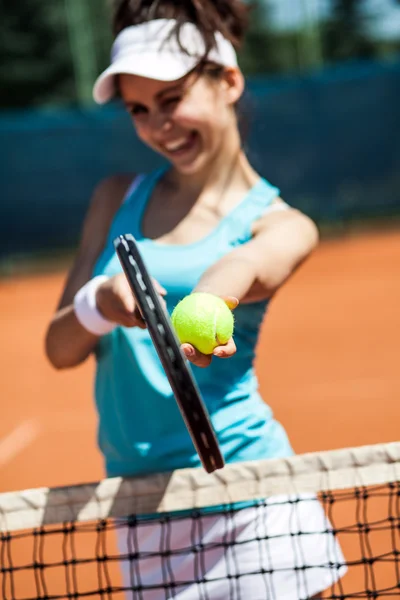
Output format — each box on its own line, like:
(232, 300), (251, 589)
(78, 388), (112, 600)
(93, 167), (294, 478)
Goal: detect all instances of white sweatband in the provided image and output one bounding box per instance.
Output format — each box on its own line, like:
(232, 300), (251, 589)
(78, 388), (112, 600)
(73, 276), (117, 336)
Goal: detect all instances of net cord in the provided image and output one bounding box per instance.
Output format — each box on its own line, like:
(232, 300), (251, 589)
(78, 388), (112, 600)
(1, 441), (399, 532)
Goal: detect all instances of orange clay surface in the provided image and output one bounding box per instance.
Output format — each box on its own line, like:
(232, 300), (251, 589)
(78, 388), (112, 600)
(0, 229), (399, 597)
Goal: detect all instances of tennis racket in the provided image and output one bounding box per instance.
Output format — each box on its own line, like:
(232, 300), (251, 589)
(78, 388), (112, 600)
(113, 234), (225, 474)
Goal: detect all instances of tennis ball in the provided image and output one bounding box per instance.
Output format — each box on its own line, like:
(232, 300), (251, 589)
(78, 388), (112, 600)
(171, 293), (234, 355)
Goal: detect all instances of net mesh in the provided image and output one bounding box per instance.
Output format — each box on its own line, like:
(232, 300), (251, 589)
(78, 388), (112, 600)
(1, 442), (400, 599)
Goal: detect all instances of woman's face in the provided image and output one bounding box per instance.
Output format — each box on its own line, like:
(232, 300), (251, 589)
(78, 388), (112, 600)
(119, 67), (244, 175)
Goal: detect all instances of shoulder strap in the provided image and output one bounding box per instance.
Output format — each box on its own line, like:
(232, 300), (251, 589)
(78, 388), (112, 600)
(122, 174), (146, 205)
(224, 178), (283, 241)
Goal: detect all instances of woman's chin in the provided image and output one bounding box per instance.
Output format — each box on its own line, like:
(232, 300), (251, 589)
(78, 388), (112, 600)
(171, 151), (214, 176)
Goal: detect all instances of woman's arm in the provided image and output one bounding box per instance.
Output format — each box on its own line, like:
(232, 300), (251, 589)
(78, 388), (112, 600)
(195, 206), (319, 302)
(183, 206), (318, 368)
(45, 175), (134, 370)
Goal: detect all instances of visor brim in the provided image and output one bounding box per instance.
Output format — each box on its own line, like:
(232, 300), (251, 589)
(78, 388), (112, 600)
(93, 54), (200, 104)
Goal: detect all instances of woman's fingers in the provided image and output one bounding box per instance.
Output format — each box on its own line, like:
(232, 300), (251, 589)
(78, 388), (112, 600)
(96, 274), (169, 329)
(132, 306), (147, 329)
(213, 337), (237, 358)
(181, 344), (213, 368)
(153, 279), (167, 296)
(181, 336), (237, 367)
(119, 276), (168, 328)
(114, 309), (146, 329)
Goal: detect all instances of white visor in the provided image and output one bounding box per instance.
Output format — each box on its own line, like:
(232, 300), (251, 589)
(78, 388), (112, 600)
(93, 19), (238, 104)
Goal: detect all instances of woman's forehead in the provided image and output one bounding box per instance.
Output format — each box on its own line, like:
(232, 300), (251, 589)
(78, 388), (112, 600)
(118, 72), (192, 102)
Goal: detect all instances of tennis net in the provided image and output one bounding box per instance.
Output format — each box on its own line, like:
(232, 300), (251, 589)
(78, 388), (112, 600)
(1, 441), (400, 599)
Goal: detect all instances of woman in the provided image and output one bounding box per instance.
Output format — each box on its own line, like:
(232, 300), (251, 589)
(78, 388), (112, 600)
(45, 0), (346, 597)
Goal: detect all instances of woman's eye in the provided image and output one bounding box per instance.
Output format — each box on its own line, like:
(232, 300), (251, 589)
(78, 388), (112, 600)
(164, 97), (181, 108)
(129, 105), (146, 116)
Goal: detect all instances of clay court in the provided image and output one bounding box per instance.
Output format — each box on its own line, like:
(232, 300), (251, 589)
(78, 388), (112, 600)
(1, 228), (399, 597)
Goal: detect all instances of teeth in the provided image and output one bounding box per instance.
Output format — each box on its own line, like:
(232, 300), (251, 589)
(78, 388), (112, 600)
(165, 137), (189, 152)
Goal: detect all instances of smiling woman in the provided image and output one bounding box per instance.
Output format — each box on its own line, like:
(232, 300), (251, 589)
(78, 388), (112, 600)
(44, 0), (343, 597)
(118, 65), (244, 176)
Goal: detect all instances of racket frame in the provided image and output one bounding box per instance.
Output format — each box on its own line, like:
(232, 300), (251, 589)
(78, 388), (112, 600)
(113, 234), (225, 473)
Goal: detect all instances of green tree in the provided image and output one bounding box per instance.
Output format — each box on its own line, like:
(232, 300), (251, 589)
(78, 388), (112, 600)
(322, 0), (375, 63)
(64, 0), (112, 105)
(0, 0), (112, 109)
(240, 1), (301, 75)
(0, 0), (74, 108)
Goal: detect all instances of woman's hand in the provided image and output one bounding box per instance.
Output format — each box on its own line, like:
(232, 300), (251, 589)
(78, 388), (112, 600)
(181, 296), (239, 368)
(96, 273), (167, 329)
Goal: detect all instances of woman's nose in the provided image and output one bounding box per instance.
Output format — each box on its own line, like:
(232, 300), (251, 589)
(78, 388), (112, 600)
(149, 111), (173, 134)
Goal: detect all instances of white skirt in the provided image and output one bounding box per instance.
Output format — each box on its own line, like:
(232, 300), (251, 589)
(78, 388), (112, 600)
(117, 495), (347, 600)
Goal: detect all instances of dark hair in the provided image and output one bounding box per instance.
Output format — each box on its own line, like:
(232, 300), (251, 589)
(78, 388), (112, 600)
(112, 0), (250, 58)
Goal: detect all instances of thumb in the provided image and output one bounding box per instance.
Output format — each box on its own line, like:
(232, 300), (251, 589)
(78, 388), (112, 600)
(223, 296), (239, 311)
(118, 284), (136, 314)
(152, 279), (167, 296)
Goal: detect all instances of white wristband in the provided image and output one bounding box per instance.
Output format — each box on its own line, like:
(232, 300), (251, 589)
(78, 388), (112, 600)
(73, 276), (117, 336)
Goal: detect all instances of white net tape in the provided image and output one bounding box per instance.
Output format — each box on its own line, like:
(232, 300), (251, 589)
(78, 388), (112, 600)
(1, 441), (399, 532)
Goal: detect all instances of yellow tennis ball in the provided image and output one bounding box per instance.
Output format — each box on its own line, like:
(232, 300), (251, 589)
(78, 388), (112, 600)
(171, 293), (234, 355)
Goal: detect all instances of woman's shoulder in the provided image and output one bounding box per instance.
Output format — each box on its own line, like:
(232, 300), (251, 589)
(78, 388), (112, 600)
(93, 173), (137, 209)
(76, 173), (138, 260)
(87, 172), (139, 224)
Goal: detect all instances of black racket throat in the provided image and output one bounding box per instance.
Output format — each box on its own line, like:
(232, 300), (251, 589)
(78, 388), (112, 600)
(113, 234), (225, 474)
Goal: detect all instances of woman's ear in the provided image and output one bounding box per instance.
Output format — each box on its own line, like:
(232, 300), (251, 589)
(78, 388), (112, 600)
(221, 67), (245, 106)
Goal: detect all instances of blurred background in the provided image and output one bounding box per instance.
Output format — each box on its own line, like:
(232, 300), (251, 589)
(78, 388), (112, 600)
(1, 0), (400, 262)
(0, 0), (399, 492)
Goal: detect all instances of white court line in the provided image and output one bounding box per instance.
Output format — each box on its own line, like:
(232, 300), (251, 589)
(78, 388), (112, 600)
(0, 420), (41, 469)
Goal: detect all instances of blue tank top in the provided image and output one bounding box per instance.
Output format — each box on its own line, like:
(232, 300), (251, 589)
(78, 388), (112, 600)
(93, 168), (294, 478)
